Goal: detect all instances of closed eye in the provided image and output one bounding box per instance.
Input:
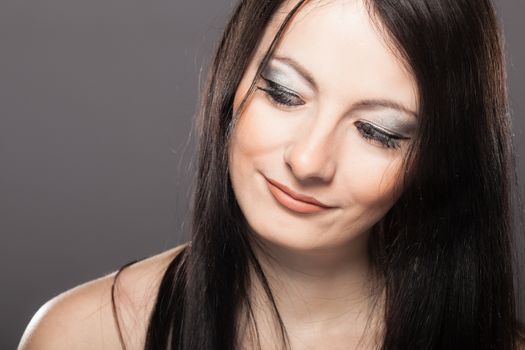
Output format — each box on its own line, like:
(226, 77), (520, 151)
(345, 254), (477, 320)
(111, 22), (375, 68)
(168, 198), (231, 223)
(354, 120), (410, 150)
(257, 77), (305, 107)
(256, 78), (410, 150)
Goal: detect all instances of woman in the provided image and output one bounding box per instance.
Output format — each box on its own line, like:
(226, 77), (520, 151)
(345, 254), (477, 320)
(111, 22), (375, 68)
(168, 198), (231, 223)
(19, 0), (524, 349)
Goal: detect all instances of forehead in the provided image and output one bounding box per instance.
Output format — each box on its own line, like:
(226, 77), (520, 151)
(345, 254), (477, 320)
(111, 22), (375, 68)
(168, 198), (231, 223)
(261, 0), (418, 113)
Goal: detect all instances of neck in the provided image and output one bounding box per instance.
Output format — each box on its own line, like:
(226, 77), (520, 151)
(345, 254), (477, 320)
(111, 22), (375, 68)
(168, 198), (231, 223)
(244, 232), (385, 347)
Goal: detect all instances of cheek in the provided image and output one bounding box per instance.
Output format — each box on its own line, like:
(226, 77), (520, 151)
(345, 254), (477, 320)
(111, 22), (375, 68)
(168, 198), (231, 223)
(230, 94), (293, 170)
(339, 142), (404, 210)
(228, 104), (275, 206)
(232, 106), (271, 158)
(232, 73), (267, 157)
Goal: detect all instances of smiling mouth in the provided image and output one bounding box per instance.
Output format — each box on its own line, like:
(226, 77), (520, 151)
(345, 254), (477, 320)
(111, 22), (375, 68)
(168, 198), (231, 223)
(265, 177), (334, 214)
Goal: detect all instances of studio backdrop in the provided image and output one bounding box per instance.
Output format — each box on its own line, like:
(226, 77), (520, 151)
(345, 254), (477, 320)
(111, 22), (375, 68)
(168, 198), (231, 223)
(0, 1), (523, 349)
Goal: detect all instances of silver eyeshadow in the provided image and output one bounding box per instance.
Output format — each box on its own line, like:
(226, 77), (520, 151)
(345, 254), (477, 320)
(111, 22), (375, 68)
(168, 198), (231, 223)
(260, 59), (418, 137)
(261, 60), (314, 95)
(359, 116), (417, 137)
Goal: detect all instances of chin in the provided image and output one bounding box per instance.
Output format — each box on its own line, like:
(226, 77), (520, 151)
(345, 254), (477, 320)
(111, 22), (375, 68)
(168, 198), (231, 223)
(245, 214), (355, 255)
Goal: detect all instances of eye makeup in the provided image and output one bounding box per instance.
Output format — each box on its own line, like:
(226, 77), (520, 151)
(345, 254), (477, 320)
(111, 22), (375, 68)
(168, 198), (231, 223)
(354, 120), (410, 149)
(256, 61), (309, 107)
(257, 77), (305, 107)
(260, 60), (314, 96)
(255, 58), (418, 150)
(358, 115), (417, 139)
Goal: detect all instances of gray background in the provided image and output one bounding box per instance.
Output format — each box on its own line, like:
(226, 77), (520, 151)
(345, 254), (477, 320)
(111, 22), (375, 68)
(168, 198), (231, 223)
(0, 0), (523, 348)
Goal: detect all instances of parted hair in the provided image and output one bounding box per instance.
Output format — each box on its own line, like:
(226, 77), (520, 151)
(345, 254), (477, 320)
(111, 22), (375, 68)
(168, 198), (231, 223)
(112, 0), (524, 349)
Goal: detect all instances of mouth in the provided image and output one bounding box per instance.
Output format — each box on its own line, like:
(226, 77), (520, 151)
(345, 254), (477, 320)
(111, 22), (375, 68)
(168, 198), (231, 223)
(264, 176), (334, 214)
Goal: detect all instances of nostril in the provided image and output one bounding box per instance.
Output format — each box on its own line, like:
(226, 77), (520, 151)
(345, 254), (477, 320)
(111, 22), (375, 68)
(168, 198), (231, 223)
(285, 152), (336, 183)
(283, 128), (338, 182)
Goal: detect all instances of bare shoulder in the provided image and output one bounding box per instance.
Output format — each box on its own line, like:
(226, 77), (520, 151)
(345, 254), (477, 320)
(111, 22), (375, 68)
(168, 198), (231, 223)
(18, 242), (189, 350)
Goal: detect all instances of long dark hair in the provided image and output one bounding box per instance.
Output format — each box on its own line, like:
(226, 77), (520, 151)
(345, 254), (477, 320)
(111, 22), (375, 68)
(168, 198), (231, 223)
(112, 0), (523, 349)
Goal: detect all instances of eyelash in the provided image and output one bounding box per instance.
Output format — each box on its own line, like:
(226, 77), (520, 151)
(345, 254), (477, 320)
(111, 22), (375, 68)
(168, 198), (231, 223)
(354, 121), (407, 149)
(257, 77), (305, 107)
(257, 78), (409, 150)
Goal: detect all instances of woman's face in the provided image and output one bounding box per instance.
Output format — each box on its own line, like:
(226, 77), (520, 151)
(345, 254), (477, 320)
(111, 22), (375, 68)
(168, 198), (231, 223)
(229, 0), (418, 253)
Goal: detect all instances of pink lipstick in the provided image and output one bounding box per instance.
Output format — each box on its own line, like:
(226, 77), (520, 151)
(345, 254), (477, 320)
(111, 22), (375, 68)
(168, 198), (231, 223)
(265, 177), (333, 214)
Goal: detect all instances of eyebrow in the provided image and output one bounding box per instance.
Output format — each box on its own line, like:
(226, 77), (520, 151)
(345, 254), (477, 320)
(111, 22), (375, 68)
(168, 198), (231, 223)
(273, 55), (318, 90)
(270, 55), (419, 119)
(352, 99), (419, 119)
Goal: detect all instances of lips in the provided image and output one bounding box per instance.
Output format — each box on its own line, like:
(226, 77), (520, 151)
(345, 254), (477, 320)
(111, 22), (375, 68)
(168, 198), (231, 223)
(265, 176), (334, 214)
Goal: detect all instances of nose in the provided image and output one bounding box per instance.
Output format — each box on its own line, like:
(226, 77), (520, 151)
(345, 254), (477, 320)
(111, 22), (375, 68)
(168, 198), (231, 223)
(284, 120), (337, 183)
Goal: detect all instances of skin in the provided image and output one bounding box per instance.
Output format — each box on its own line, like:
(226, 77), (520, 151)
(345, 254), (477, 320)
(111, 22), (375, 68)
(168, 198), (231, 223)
(229, 0), (418, 348)
(16, 1), (525, 349)
(18, 244), (187, 350)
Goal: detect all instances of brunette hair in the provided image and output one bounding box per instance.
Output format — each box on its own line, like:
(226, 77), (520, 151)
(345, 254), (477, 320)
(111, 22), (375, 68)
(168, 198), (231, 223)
(112, 0), (524, 349)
